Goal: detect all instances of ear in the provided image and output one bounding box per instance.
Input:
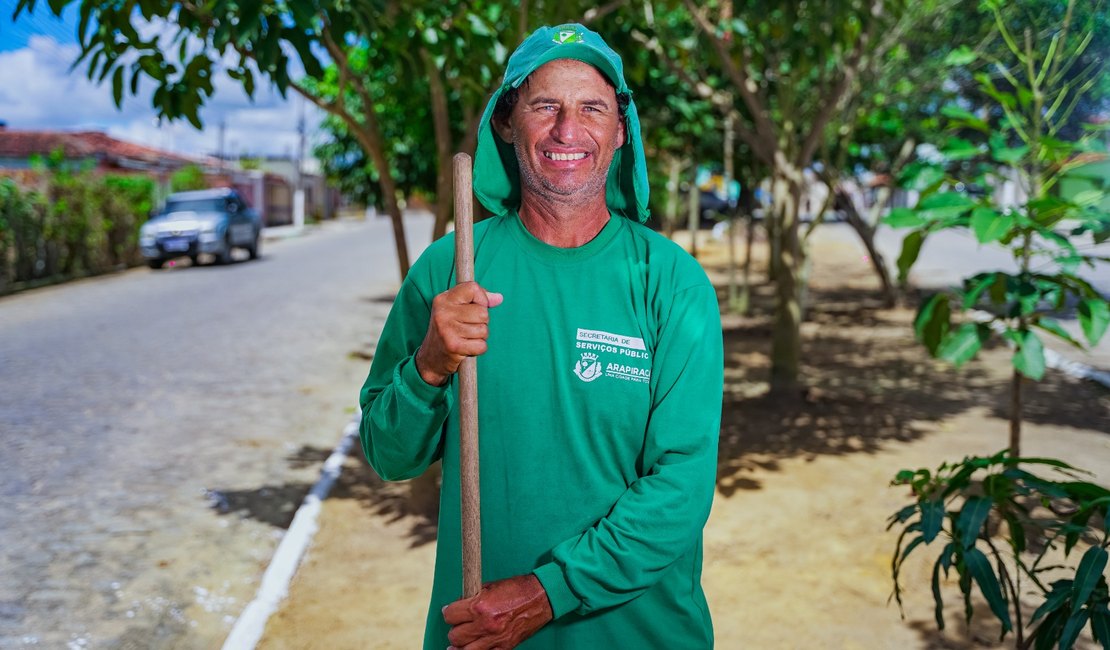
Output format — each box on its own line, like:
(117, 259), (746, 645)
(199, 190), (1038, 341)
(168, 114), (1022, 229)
(617, 116), (626, 149)
(492, 113), (513, 144)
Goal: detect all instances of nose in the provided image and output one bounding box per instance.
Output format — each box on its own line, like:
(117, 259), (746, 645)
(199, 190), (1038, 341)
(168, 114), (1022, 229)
(550, 109), (584, 143)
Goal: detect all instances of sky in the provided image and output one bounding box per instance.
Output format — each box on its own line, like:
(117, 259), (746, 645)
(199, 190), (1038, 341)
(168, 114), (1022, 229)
(0, 1), (324, 159)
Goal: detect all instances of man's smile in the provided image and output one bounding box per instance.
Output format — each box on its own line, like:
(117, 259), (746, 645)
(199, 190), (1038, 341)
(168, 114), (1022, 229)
(543, 151), (589, 161)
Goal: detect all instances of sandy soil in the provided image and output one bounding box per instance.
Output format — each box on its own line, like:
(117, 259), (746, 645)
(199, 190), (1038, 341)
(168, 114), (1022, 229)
(258, 230), (1110, 649)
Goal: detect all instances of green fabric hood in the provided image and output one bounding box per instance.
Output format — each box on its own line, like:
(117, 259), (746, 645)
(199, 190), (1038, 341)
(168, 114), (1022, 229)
(473, 23), (650, 223)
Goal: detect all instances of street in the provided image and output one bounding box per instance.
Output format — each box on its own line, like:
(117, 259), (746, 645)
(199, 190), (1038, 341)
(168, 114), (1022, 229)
(0, 215), (431, 648)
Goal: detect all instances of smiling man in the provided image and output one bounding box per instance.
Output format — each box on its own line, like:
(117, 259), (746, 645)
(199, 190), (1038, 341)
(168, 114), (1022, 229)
(358, 24), (724, 649)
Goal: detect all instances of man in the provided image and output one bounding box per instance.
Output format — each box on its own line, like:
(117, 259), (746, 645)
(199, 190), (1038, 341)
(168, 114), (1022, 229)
(359, 23), (723, 649)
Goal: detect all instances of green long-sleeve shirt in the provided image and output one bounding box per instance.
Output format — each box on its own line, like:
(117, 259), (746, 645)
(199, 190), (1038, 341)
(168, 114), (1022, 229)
(359, 212), (723, 648)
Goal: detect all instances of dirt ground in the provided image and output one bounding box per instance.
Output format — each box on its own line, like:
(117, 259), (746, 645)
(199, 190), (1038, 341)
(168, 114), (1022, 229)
(257, 229), (1110, 649)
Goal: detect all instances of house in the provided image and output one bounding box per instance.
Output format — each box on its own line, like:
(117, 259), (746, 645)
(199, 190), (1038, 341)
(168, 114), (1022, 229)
(0, 124), (197, 184)
(0, 125), (296, 226)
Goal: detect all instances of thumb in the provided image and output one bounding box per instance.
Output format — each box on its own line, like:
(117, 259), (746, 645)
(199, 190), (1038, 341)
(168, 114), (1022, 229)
(485, 291), (504, 308)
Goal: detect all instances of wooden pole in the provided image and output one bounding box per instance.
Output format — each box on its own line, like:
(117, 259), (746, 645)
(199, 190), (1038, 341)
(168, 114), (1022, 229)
(453, 152), (482, 597)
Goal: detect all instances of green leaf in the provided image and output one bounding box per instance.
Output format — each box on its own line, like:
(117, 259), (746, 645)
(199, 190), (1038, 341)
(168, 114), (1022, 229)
(941, 104), (989, 132)
(1031, 580), (1073, 624)
(1033, 606), (1068, 650)
(1012, 330), (1046, 380)
(884, 207), (925, 229)
(944, 46), (977, 66)
(888, 503), (918, 527)
(970, 207), (1014, 243)
(1033, 318), (1084, 349)
(939, 323), (987, 368)
(931, 545), (955, 630)
(1078, 299), (1110, 346)
(1061, 608), (1091, 650)
(940, 137), (980, 161)
(914, 293), (951, 355)
(111, 65), (123, 106)
(917, 192), (975, 221)
(955, 497), (992, 548)
(965, 547), (1012, 632)
(1004, 513), (1026, 553)
(1090, 607), (1110, 648)
(989, 133), (1030, 164)
(1072, 547), (1108, 616)
(897, 230), (926, 284)
(963, 272), (999, 309)
(899, 162), (946, 191)
(921, 499), (946, 543)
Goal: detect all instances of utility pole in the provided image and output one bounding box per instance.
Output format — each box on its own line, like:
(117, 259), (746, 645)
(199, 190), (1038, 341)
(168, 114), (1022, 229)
(293, 96), (306, 229)
(217, 120), (226, 173)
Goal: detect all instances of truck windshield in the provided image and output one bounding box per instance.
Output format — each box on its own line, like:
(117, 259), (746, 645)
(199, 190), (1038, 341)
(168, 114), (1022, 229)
(164, 198), (226, 214)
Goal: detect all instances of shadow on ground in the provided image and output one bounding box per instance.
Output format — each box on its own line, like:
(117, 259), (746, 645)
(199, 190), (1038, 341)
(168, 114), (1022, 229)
(327, 439), (439, 548)
(709, 277), (1109, 495)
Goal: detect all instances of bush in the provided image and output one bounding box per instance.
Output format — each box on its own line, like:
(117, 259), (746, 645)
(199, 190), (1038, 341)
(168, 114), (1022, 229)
(0, 166), (156, 292)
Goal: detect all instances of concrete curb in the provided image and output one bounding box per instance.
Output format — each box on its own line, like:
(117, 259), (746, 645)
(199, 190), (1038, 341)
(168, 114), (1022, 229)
(221, 417), (359, 650)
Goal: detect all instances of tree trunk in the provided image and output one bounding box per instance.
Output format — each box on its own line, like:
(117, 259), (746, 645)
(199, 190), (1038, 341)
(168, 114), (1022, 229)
(769, 165), (804, 395)
(839, 185), (897, 308)
(347, 115), (410, 280)
(739, 210), (755, 315)
(664, 157), (681, 239)
(767, 196), (781, 283)
(1010, 369), (1022, 459)
(423, 49), (454, 242)
(687, 174), (699, 259)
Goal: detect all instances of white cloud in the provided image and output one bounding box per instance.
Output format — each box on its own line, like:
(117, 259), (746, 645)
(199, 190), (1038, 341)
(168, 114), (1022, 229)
(0, 33), (323, 158)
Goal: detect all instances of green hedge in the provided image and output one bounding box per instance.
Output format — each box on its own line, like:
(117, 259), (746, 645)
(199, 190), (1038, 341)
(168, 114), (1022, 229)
(0, 172), (156, 293)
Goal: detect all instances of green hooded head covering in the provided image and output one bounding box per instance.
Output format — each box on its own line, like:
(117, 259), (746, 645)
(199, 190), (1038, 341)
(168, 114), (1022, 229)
(473, 23), (650, 223)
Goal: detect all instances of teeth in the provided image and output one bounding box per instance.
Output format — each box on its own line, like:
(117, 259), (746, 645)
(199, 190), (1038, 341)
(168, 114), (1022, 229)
(545, 152), (587, 161)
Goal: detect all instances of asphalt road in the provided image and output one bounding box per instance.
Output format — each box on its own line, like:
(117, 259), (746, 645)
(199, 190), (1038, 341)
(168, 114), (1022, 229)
(0, 214), (432, 649)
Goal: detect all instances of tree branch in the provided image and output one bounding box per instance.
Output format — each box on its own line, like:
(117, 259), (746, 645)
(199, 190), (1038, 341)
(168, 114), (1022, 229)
(631, 27), (771, 164)
(582, 0), (627, 25)
(799, 0), (885, 166)
(682, 0), (777, 160)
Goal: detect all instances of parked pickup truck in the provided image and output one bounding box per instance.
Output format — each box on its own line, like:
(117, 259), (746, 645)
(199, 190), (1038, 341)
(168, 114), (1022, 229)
(139, 188), (262, 268)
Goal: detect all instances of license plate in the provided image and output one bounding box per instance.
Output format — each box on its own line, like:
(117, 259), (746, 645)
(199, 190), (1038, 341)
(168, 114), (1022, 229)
(163, 238), (190, 252)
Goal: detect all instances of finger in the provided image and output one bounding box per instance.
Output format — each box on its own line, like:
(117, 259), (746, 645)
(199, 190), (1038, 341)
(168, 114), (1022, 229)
(444, 282), (487, 306)
(452, 323), (488, 341)
(483, 291), (504, 308)
(455, 304), (491, 325)
(446, 622), (483, 647)
(442, 600), (474, 626)
(450, 338), (488, 358)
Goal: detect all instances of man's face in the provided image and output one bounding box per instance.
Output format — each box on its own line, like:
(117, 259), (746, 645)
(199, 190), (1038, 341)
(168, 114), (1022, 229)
(495, 59), (625, 206)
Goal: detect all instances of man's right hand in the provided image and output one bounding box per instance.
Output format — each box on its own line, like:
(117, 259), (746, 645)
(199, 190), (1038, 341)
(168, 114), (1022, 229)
(414, 281), (504, 386)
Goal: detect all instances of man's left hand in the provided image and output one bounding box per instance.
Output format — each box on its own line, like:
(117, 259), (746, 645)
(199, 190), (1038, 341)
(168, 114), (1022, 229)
(443, 574), (553, 649)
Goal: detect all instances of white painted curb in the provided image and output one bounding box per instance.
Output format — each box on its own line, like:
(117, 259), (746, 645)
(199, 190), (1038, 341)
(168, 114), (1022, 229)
(221, 417), (360, 650)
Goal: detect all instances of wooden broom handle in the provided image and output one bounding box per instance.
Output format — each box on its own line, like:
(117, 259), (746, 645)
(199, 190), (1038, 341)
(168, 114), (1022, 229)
(453, 152), (482, 597)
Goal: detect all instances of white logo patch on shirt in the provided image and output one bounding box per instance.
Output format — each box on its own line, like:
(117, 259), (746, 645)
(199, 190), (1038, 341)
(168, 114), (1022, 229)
(572, 328), (651, 383)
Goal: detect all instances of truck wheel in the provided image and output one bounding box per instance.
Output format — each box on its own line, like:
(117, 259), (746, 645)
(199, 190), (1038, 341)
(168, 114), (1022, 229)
(147, 259), (164, 269)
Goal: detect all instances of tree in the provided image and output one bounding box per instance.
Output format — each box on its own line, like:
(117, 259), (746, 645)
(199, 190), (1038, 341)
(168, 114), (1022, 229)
(13, 0), (438, 279)
(645, 0), (916, 393)
(888, 0), (1110, 457)
(170, 163), (207, 192)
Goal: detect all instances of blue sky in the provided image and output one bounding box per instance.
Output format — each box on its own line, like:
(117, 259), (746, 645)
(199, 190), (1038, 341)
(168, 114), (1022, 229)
(0, 0), (322, 158)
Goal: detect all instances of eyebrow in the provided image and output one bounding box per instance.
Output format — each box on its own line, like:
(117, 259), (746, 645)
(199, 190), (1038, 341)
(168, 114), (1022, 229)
(528, 96), (611, 110)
